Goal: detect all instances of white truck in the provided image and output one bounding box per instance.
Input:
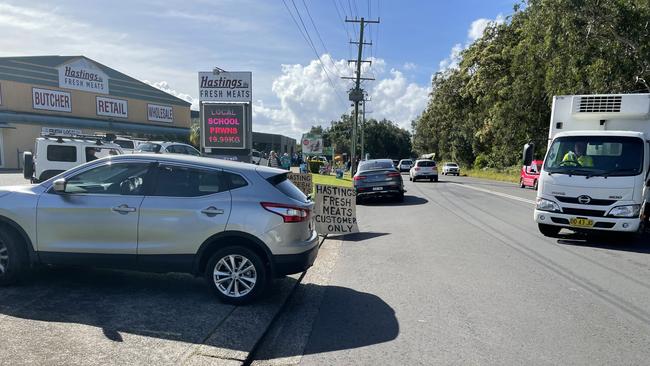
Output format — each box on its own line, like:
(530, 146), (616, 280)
(529, 93), (650, 237)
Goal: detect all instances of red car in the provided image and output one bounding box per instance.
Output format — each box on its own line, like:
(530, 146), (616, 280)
(520, 159), (543, 190)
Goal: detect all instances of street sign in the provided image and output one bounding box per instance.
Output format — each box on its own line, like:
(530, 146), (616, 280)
(198, 71), (252, 102)
(313, 184), (359, 235)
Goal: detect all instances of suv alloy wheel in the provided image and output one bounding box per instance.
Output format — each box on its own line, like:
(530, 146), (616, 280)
(0, 230), (27, 286)
(205, 246), (267, 305)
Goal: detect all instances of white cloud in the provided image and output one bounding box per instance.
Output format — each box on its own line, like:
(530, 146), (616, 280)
(439, 13), (505, 71)
(253, 56), (429, 137)
(143, 80), (199, 110)
(403, 62), (417, 71)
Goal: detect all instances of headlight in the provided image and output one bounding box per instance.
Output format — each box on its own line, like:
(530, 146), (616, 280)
(607, 205), (640, 218)
(536, 198), (561, 212)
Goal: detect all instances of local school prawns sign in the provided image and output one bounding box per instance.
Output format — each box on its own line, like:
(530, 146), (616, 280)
(202, 103), (246, 149)
(313, 184), (359, 235)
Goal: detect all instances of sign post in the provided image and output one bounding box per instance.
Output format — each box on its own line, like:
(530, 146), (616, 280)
(313, 184), (359, 235)
(199, 69), (252, 162)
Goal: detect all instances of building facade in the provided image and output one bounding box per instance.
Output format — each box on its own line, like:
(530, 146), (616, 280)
(0, 56), (191, 169)
(252, 132), (296, 156)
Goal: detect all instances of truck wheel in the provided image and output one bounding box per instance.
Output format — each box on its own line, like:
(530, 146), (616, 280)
(0, 228), (29, 286)
(538, 224), (561, 238)
(204, 246), (268, 305)
(434, 176), (438, 182)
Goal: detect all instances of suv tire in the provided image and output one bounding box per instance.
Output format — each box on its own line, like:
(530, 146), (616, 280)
(205, 246), (267, 305)
(0, 229), (28, 286)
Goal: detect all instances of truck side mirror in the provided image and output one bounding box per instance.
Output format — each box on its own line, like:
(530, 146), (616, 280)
(522, 143), (535, 166)
(52, 178), (67, 193)
(646, 179), (650, 187)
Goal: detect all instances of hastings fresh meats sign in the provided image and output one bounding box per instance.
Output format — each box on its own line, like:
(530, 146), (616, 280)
(202, 103), (246, 149)
(313, 184), (359, 235)
(57, 58), (109, 94)
(199, 71), (252, 102)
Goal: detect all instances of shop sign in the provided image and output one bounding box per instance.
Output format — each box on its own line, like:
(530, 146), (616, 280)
(301, 133), (323, 154)
(203, 103), (246, 149)
(313, 184), (359, 235)
(199, 71), (252, 102)
(147, 104), (173, 123)
(288, 173), (313, 195)
(58, 58), (109, 94)
(96, 96), (128, 118)
(32, 87), (71, 112)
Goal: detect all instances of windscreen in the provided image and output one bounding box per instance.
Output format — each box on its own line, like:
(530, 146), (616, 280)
(418, 161), (436, 167)
(137, 143), (162, 153)
(544, 136), (644, 177)
(359, 160), (395, 172)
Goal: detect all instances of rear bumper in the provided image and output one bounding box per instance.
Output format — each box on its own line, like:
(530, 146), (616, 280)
(272, 241), (320, 277)
(356, 185), (403, 197)
(534, 209), (641, 232)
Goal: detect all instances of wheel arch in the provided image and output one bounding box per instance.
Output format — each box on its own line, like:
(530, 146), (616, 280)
(193, 231), (274, 277)
(0, 215), (37, 264)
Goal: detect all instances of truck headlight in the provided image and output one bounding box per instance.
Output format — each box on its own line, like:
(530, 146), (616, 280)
(607, 205), (640, 218)
(536, 198), (561, 212)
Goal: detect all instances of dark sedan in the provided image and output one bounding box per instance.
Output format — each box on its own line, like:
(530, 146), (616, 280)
(353, 159), (405, 203)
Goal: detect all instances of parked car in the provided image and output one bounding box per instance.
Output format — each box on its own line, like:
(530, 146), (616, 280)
(398, 159), (413, 172)
(2, 154), (318, 304)
(353, 159), (405, 203)
(409, 159), (439, 182)
(520, 159), (543, 190)
(135, 141), (201, 156)
(392, 159), (399, 168)
(23, 134), (123, 183)
(251, 149), (269, 166)
(112, 136), (146, 153)
(442, 162), (460, 176)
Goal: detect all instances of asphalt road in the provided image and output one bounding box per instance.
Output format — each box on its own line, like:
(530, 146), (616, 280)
(253, 174), (650, 365)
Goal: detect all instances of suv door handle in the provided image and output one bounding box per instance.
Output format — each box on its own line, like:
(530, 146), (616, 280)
(201, 207), (224, 216)
(112, 204), (137, 213)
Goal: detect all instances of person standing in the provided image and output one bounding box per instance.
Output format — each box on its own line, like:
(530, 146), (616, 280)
(280, 153), (291, 170)
(267, 151), (280, 168)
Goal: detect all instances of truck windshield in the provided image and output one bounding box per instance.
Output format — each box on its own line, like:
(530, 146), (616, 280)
(544, 136), (644, 177)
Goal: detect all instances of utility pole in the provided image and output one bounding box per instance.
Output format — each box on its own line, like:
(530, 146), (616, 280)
(361, 94), (371, 160)
(343, 16), (379, 175)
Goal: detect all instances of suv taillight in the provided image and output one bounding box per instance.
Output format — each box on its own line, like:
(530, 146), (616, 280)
(353, 175), (367, 181)
(261, 202), (309, 223)
(387, 172), (401, 177)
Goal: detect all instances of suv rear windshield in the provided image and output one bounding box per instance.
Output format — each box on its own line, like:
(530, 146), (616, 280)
(401, 160), (412, 164)
(114, 140), (134, 149)
(417, 161), (436, 167)
(359, 160), (394, 171)
(137, 143), (162, 153)
(268, 173), (307, 202)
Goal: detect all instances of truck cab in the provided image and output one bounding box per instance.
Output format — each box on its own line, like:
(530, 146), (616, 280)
(533, 94), (650, 237)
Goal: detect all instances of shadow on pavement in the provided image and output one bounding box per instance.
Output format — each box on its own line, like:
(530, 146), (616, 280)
(298, 284), (398, 356)
(360, 195), (428, 206)
(342, 232), (390, 242)
(0, 266), (292, 348)
(556, 232), (650, 254)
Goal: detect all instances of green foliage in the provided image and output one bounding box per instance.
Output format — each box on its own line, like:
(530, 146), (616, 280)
(413, 0), (650, 167)
(473, 155), (489, 169)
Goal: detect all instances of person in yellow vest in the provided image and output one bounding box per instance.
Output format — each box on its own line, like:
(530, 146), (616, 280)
(562, 142), (594, 167)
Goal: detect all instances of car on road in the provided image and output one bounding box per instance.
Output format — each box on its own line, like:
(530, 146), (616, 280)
(409, 159), (439, 182)
(397, 159), (413, 172)
(353, 159), (405, 203)
(1, 154), (319, 304)
(112, 136), (146, 153)
(135, 141), (201, 156)
(23, 134), (123, 183)
(520, 159), (542, 190)
(442, 162), (460, 176)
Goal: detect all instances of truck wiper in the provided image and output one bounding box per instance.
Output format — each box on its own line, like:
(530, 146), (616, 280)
(583, 169), (609, 179)
(601, 168), (639, 178)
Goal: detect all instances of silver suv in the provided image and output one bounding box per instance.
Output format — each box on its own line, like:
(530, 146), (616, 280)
(0, 154), (318, 304)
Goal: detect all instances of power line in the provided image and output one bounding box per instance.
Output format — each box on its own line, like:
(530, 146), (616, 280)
(301, 0), (345, 77)
(282, 0), (347, 107)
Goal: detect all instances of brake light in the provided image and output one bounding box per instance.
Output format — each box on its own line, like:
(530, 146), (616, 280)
(387, 172), (401, 177)
(415, 167), (421, 171)
(353, 175), (367, 181)
(261, 202), (309, 223)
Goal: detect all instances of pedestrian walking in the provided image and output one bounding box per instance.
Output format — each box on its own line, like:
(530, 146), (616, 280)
(267, 151), (280, 168)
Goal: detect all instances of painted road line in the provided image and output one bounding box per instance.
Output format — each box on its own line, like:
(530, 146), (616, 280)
(449, 182), (536, 205)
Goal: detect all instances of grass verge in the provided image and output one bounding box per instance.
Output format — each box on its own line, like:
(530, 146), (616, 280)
(463, 167), (520, 184)
(311, 172), (352, 188)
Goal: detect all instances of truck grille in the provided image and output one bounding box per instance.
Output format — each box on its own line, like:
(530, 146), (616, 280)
(562, 208), (606, 217)
(555, 196), (616, 206)
(576, 96), (622, 113)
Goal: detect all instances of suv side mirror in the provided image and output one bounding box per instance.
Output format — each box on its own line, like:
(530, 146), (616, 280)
(52, 178), (67, 193)
(522, 143), (535, 166)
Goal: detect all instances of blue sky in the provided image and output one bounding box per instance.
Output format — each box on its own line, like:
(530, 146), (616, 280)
(0, 0), (515, 139)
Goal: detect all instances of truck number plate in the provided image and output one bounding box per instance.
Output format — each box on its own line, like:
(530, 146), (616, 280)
(569, 218), (594, 228)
